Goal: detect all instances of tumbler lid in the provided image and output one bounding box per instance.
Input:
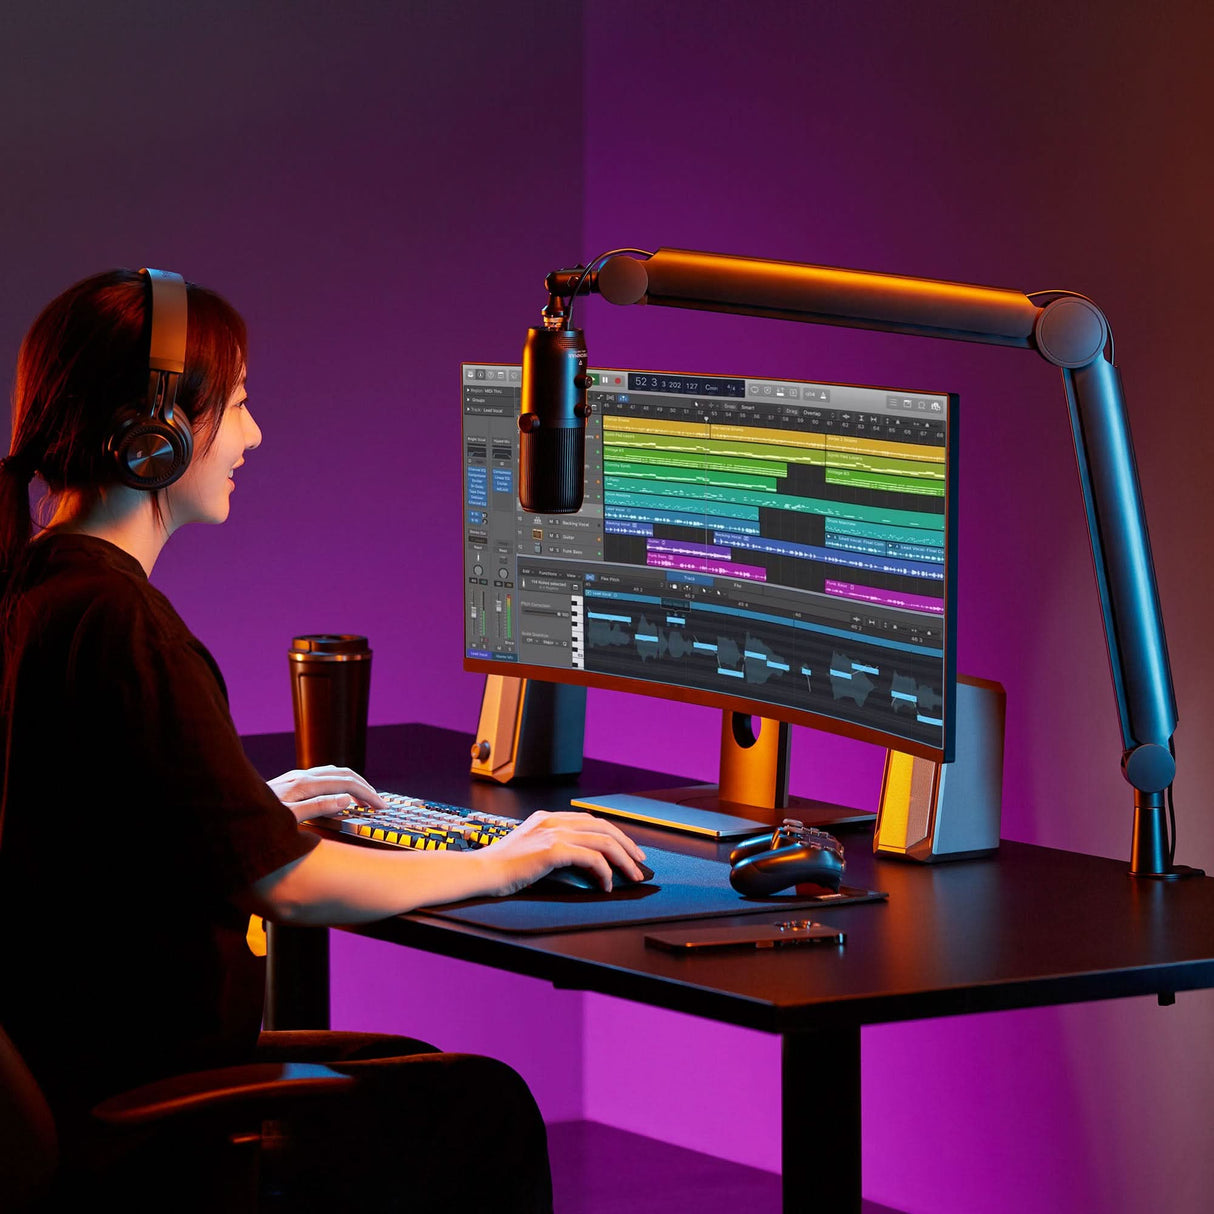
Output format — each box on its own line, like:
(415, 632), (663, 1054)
(289, 634), (371, 659)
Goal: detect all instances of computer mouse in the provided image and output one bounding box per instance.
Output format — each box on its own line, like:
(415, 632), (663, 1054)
(534, 860), (655, 893)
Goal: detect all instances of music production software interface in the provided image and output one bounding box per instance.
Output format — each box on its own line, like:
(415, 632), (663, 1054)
(462, 364), (955, 754)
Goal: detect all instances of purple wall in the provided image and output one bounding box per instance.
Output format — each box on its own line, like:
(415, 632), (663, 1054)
(0, 1), (582, 746)
(5, 3), (1214, 1210)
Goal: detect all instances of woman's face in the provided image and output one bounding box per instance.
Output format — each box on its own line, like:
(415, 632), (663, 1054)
(163, 378), (261, 528)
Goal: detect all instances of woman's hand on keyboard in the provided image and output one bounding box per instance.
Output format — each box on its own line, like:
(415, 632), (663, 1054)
(269, 766), (390, 824)
(247, 808), (646, 922)
(479, 810), (647, 895)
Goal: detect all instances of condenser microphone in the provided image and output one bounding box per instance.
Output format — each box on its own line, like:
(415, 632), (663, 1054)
(518, 324), (590, 513)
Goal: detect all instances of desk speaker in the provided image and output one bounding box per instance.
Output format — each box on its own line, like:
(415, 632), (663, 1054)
(470, 675), (586, 783)
(874, 675), (1005, 862)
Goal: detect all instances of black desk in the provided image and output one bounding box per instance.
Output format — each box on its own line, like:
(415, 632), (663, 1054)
(245, 723), (1214, 1214)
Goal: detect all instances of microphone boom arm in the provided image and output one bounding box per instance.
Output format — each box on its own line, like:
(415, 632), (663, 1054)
(555, 246), (1182, 876)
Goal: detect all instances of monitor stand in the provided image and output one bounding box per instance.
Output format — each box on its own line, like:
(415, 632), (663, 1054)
(571, 711), (874, 841)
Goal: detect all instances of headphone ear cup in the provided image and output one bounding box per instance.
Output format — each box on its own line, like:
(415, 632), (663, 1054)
(108, 406), (194, 490)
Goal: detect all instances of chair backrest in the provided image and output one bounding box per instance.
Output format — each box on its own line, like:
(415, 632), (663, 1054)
(0, 1024), (59, 1210)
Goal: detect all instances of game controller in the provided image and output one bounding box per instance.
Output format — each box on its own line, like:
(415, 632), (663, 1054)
(728, 819), (846, 897)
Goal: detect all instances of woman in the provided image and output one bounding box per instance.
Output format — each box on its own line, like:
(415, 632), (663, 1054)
(0, 268), (645, 1210)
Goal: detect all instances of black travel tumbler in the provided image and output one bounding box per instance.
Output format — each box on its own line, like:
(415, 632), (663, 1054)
(288, 634), (372, 772)
(270, 635), (372, 1032)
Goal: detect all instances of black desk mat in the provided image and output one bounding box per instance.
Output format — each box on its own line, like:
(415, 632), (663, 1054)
(420, 845), (887, 934)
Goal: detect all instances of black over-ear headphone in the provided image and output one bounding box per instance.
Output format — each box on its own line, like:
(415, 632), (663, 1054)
(107, 267), (193, 490)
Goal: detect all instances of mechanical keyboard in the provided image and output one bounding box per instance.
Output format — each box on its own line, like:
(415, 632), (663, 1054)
(308, 792), (519, 852)
(310, 793), (657, 893)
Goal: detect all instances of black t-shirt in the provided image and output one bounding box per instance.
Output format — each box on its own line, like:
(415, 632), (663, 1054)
(0, 534), (317, 1123)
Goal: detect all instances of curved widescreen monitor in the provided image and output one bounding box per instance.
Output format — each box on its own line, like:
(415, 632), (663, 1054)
(462, 363), (957, 762)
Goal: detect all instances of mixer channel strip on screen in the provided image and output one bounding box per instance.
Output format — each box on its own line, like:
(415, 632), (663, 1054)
(312, 793), (518, 851)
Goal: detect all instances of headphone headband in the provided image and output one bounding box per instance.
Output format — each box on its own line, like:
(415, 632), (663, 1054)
(143, 268), (188, 376)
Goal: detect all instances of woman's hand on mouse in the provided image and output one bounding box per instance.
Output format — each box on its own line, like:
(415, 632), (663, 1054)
(268, 766), (389, 823)
(475, 810), (647, 895)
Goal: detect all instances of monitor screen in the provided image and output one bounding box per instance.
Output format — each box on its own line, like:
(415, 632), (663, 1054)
(462, 363), (957, 761)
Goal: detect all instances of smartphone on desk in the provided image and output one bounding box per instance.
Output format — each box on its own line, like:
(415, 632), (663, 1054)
(645, 919), (845, 952)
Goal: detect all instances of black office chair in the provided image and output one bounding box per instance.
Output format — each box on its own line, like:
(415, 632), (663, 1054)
(0, 1024), (57, 1209)
(0, 1022), (355, 1212)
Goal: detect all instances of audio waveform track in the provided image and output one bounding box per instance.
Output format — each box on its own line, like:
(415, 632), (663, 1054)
(601, 410), (946, 614)
(584, 591), (946, 747)
(891, 671), (945, 727)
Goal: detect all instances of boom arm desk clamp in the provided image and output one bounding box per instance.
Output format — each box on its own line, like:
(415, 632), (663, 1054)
(530, 247), (1195, 880)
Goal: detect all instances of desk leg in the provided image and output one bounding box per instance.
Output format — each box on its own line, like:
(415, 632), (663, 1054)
(782, 1027), (861, 1213)
(264, 924), (330, 1030)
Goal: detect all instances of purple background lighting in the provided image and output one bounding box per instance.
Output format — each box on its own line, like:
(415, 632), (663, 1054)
(4, 3), (1214, 1211)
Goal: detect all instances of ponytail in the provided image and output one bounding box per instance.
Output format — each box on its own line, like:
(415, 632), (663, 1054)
(0, 449), (37, 586)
